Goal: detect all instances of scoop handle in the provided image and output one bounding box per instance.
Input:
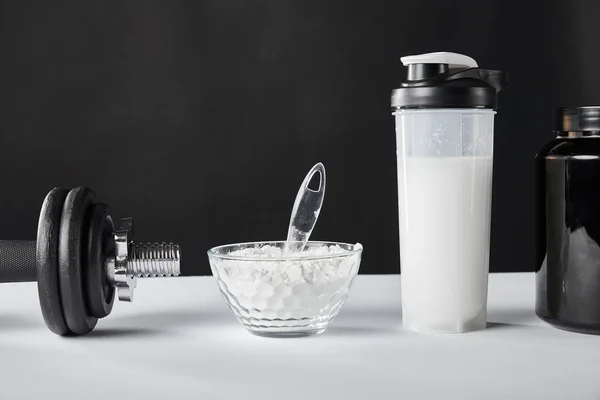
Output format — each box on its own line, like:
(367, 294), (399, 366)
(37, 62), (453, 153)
(284, 163), (326, 255)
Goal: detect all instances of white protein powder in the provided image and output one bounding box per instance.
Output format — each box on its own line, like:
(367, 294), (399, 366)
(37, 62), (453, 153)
(210, 244), (360, 320)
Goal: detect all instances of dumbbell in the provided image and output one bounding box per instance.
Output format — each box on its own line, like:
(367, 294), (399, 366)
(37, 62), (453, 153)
(0, 187), (181, 336)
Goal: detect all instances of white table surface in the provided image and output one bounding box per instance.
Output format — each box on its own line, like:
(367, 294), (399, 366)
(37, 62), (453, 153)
(1, 273), (599, 399)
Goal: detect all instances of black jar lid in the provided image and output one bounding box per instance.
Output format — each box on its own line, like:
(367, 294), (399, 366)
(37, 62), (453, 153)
(555, 107), (600, 133)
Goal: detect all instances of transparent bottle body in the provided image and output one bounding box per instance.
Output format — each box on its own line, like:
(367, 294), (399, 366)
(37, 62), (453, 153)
(394, 109), (495, 333)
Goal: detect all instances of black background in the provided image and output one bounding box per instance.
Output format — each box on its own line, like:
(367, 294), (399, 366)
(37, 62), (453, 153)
(1, 0), (600, 275)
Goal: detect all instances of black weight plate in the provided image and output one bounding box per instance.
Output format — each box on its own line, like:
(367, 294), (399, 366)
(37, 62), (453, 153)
(58, 187), (98, 335)
(36, 187), (71, 336)
(85, 203), (115, 318)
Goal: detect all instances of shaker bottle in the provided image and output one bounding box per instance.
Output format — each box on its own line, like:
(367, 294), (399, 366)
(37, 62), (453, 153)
(391, 52), (508, 334)
(536, 106), (600, 334)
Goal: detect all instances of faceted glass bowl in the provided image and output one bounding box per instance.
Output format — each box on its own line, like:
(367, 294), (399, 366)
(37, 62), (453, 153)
(208, 241), (362, 338)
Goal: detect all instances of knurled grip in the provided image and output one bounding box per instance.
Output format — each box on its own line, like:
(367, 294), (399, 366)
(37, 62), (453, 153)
(0, 240), (37, 283)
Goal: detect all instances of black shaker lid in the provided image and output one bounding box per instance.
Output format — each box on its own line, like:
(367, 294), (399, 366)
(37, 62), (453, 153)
(391, 52), (509, 110)
(555, 106), (600, 133)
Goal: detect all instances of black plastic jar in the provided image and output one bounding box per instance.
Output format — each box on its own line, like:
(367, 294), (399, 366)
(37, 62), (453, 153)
(536, 106), (600, 334)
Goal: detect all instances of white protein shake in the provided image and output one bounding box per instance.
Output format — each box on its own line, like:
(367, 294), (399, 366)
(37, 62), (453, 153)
(398, 156), (494, 333)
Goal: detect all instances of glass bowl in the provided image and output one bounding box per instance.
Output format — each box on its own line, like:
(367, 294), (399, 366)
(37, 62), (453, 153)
(208, 241), (363, 338)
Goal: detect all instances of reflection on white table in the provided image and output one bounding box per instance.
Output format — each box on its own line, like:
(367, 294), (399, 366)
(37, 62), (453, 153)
(1, 273), (599, 399)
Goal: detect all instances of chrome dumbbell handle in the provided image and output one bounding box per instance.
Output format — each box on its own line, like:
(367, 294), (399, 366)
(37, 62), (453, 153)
(0, 238), (181, 289)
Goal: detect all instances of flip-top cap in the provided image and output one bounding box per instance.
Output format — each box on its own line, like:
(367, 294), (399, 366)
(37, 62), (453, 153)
(391, 52), (508, 110)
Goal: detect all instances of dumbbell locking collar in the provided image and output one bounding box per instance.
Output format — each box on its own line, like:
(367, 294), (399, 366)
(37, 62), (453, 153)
(108, 223), (138, 302)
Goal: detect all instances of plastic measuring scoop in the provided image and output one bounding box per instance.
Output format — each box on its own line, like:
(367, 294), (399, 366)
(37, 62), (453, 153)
(283, 163), (326, 255)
